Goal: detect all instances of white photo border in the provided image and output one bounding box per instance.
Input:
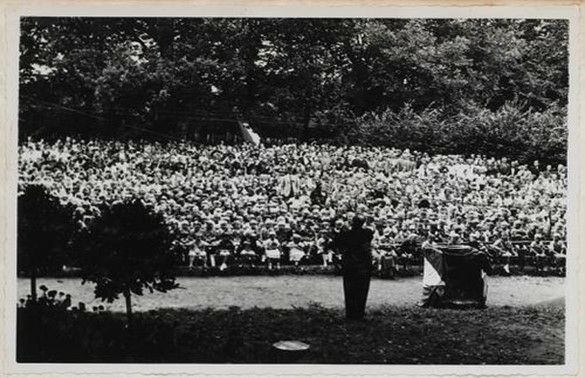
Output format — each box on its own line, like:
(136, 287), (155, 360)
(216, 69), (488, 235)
(1, 3), (582, 377)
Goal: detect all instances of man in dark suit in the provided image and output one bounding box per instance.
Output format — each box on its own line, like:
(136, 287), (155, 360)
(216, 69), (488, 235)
(335, 215), (374, 321)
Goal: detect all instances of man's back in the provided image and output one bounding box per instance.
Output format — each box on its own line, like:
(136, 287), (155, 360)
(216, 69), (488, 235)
(338, 227), (374, 272)
(339, 215), (374, 320)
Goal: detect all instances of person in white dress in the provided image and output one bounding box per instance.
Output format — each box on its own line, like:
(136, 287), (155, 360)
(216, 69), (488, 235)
(263, 231), (282, 270)
(288, 234), (306, 267)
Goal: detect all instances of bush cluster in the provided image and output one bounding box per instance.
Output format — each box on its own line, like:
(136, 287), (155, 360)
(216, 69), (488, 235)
(348, 102), (567, 166)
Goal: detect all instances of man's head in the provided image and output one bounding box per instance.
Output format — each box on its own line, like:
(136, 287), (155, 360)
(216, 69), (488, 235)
(352, 215), (365, 230)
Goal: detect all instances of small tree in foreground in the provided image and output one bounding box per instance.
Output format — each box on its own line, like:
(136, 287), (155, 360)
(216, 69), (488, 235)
(18, 185), (74, 301)
(75, 200), (178, 326)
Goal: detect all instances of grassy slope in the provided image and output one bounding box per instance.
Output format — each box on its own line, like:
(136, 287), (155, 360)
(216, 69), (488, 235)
(17, 304), (564, 364)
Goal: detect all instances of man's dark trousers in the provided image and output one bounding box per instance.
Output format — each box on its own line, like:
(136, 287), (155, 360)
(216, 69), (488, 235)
(343, 269), (371, 320)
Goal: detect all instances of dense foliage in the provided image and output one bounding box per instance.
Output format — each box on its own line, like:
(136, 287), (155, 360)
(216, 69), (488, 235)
(17, 304), (564, 364)
(73, 200), (178, 324)
(20, 18), (568, 163)
(351, 102), (567, 165)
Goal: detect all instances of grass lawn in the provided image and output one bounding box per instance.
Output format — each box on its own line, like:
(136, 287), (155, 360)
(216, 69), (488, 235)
(17, 303), (564, 364)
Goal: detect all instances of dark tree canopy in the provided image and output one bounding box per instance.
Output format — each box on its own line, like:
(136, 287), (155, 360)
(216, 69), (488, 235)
(18, 184), (74, 275)
(73, 199), (178, 324)
(19, 17), (568, 162)
(75, 200), (178, 301)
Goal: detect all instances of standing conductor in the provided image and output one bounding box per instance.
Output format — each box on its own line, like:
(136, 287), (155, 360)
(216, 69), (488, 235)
(335, 215), (374, 321)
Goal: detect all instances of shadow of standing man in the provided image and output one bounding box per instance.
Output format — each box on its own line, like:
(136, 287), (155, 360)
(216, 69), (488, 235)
(336, 215), (374, 321)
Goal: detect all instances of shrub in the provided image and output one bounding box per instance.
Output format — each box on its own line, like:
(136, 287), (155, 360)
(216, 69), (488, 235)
(18, 185), (75, 300)
(73, 199), (179, 327)
(349, 102), (567, 165)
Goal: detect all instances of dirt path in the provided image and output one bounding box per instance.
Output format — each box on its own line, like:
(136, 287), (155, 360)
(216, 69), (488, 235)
(17, 275), (565, 313)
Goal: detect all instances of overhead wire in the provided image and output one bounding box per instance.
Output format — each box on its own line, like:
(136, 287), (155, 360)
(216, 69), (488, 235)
(22, 94), (354, 129)
(24, 99), (181, 141)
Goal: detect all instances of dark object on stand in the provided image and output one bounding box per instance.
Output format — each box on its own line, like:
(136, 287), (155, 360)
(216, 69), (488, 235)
(421, 244), (490, 309)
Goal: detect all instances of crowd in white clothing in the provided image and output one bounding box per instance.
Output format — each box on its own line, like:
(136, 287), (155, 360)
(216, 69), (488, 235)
(19, 138), (567, 271)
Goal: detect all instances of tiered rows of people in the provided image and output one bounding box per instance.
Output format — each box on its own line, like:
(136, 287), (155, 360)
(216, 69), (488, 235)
(172, 217), (566, 275)
(19, 137), (567, 274)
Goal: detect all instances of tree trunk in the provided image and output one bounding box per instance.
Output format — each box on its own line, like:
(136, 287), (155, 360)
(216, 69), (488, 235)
(30, 267), (37, 302)
(124, 290), (133, 327)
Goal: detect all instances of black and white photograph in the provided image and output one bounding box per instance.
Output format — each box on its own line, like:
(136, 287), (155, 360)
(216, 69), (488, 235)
(2, 4), (582, 376)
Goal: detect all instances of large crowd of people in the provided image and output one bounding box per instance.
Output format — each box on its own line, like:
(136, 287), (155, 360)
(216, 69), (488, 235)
(18, 137), (568, 273)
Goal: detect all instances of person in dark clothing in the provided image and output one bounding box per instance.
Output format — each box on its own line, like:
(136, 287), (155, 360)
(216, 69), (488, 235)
(418, 199), (430, 209)
(310, 181), (327, 206)
(351, 158), (369, 171)
(334, 215), (374, 321)
(528, 160), (541, 177)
